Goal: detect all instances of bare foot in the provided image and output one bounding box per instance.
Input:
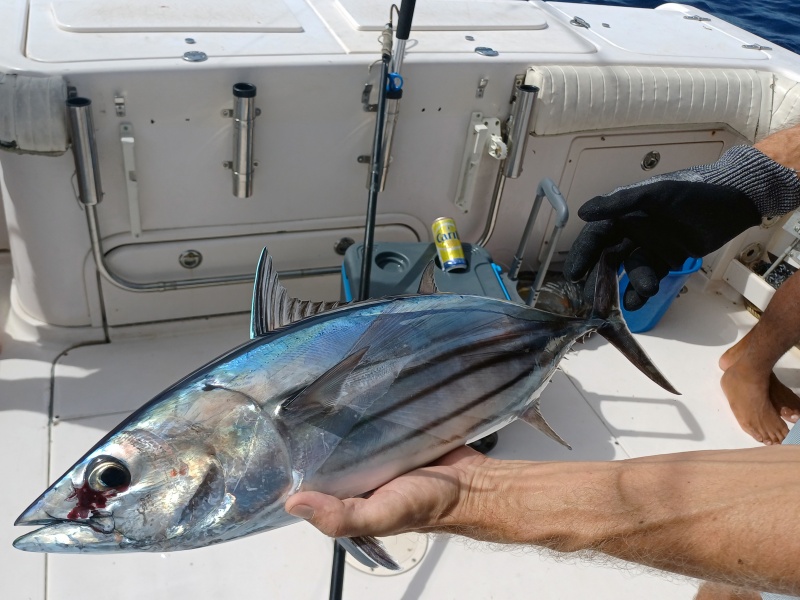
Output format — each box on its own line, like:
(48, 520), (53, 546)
(719, 334), (750, 372)
(721, 362), (789, 445)
(769, 374), (800, 425)
(720, 335), (800, 439)
(695, 581), (761, 600)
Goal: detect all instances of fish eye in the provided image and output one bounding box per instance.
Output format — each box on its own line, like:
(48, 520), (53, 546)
(85, 456), (131, 492)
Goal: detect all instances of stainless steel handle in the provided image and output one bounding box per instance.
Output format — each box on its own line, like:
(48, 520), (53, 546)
(508, 177), (570, 307)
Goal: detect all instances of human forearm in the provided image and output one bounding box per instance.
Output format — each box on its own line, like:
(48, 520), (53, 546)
(756, 124), (800, 172)
(458, 447), (800, 594)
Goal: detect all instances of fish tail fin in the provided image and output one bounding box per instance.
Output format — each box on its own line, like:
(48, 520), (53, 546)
(590, 251), (679, 395)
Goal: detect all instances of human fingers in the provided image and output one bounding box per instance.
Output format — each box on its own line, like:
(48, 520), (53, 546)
(285, 447), (488, 538)
(563, 220), (622, 283)
(576, 238), (635, 306)
(576, 186), (649, 221)
(285, 490), (420, 538)
(621, 248), (670, 311)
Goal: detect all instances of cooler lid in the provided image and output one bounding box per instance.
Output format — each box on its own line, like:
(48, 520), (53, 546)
(335, 0), (547, 31)
(50, 0), (303, 33)
(548, 3), (769, 61)
(25, 0), (344, 62)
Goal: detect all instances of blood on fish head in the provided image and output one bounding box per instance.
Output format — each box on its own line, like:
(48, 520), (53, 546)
(14, 384), (294, 552)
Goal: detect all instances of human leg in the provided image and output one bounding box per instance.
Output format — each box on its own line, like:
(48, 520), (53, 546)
(720, 269), (800, 444)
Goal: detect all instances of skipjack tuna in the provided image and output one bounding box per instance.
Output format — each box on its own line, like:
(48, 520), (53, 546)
(14, 248), (676, 569)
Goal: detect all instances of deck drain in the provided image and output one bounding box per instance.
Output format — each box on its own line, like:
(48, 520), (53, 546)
(345, 532), (428, 576)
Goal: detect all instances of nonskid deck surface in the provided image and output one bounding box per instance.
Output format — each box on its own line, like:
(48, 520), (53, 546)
(1, 259), (795, 599)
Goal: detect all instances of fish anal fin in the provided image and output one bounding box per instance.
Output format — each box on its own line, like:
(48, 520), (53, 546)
(417, 261), (440, 295)
(251, 248), (343, 338)
(281, 347), (369, 412)
(336, 536), (401, 571)
(518, 401), (572, 450)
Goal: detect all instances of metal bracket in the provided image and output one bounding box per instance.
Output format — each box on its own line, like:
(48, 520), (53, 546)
(221, 108), (262, 118)
(114, 95), (126, 117)
(742, 43), (772, 51)
(362, 83), (377, 112)
(119, 123), (142, 238)
(454, 113), (506, 213)
(476, 78), (489, 99)
(508, 74), (525, 106)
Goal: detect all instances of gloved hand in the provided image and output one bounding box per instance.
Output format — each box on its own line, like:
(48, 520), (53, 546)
(563, 145), (800, 310)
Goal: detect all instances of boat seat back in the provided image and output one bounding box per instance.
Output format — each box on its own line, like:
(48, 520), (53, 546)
(525, 65), (800, 142)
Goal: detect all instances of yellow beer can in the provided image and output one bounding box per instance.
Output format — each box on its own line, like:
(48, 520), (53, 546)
(431, 217), (467, 272)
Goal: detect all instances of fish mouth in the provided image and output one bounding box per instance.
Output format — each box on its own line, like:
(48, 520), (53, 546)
(16, 502), (114, 532)
(14, 506), (121, 553)
(13, 520), (127, 553)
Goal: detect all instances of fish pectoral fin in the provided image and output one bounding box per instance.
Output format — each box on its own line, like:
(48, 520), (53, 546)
(416, 261), (440, 295)
(518, 401), (572, 450)
(336, 536), (401, 571)
(251, 248), (343, 337)
(281, 347), (370, 412)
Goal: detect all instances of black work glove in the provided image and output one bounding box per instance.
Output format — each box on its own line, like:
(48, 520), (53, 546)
(563, 145), (800, 310)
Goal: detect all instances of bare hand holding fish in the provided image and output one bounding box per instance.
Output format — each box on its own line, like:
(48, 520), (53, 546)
(288, 441), (800, 597)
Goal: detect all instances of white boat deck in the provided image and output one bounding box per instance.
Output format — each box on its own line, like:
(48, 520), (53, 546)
(2, 250), (794, 600)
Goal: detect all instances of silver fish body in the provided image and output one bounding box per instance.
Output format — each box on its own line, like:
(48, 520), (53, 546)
(14, 250), (675, 556)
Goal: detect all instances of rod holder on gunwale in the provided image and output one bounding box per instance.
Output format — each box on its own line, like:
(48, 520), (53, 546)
(66, 97), (104, 206)
(65, 95), (335, 293)
(503, 84), (538, 179)
(232, 82), (257, 198)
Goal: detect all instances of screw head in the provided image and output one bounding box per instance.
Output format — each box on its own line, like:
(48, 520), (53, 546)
(641, 150), (661, 171)
(334, 237), (355, 255)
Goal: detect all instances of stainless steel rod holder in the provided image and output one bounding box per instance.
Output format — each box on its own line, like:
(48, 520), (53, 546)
(67, 97), (103, 206)
(67, 94), (328, 293)
(232, 83), (257, 198)
(503, 84), (538, 179)
(507, 178), (569, 307)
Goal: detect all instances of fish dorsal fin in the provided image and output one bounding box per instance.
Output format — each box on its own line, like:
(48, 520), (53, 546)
(251, 248), (343, 338)
(281, 347), (369, 412)
(417, 261), (440, 295)
(518, 400), (572, 450)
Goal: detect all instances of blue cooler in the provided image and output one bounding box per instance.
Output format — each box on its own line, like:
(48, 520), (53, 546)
(619, 257), (703, 333)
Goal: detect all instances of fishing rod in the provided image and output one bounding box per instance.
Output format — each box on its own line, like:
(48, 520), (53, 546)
(357, 23), (393, 303)
(379, 0), (416, 190)
(338, 3), (416, 598)
(357, 0), (416, 303)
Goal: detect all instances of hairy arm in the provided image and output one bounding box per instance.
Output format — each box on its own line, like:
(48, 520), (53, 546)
(756, 124), (800, 172)
(286, 445), (800, 595)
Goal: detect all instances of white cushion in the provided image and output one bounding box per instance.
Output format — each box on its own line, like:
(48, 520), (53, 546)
(525, 65), (779, 142)
(770, 75), (800, 135)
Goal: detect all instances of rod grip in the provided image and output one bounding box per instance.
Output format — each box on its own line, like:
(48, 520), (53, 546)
(396, 0), (417, 40)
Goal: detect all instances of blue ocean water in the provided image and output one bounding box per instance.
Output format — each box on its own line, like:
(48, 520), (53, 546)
(570, 1), (800, 55)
